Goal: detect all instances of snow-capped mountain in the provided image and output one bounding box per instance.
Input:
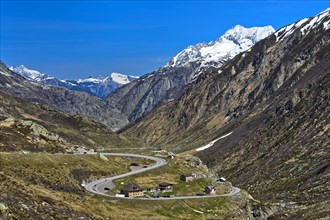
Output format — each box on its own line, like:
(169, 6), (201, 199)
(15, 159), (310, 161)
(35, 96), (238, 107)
(9, 65), (56, 82)
(107, 25), (275, 121)
(77, 73), (137, 85)
(165, 25), (275, 70)
(9, 65), (139, 99)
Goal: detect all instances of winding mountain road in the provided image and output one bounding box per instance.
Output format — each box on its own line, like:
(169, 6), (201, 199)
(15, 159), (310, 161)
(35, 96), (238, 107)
(84, 153), (240, 200)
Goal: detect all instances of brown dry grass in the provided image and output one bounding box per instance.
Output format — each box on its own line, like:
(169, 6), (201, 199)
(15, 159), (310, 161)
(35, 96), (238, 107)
(0, 153), (247, 219)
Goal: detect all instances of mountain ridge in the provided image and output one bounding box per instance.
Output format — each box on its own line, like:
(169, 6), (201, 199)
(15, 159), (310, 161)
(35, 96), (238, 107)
(9, 65), (139, 99)
(1, 62), (129, 131)
(122, 8), (330, 217)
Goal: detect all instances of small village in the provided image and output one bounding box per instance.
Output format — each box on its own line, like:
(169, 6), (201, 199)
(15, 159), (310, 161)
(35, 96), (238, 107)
(78, 150), (232, 199)
(116, 174), (227, 198)
(113, 157), (228, 198)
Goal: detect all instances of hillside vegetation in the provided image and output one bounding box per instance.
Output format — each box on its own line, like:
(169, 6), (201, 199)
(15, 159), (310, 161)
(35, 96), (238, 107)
(0, 153), (259, 219)
(0, 92), (141, 152)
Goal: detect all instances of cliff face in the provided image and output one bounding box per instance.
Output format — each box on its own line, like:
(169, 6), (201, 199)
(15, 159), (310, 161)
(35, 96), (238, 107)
(123, 9), (330, 214)
(0, 62), (128, 131)
(106, 63), (197, 121)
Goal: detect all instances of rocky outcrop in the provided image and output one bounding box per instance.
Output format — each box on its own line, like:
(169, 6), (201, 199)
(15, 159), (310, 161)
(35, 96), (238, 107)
(0, 117), (67, 152)
(107, 63), (198, 121)
(16, 120), (61, 143)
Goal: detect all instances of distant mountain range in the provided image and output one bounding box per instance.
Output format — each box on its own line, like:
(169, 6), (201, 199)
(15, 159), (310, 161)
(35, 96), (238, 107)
(9, 25), (274, 104)
(1, 62), (129, 131)
(9, 65), (139, 99)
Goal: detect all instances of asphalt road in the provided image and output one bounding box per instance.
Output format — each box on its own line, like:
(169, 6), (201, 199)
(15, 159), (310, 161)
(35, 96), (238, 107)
(84, 153), (167, 196)
(84, 153), (240, 200)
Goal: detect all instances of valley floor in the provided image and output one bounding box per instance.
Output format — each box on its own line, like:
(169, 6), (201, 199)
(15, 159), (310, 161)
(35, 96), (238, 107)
(0, 152), (258, 219)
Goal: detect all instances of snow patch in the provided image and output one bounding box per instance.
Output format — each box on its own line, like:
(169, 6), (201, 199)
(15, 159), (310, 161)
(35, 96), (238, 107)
(111, 72), (130, 85)
(78, 73), (138, 85)
(275, 23), (295, 42)
(77, 77), (103, 83)
(275, 8), (330, 42)
(301, 16), (319, 35)
(324, 20), (330, 30)
(196, 132), (233, 152)
(295, 18), (309, 28)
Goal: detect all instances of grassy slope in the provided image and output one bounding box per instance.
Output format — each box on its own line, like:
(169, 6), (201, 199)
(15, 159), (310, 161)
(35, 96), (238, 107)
(0, 92), (142, 152)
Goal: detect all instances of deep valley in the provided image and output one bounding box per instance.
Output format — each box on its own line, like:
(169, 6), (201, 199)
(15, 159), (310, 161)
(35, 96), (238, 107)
(1, 6), (329, 220)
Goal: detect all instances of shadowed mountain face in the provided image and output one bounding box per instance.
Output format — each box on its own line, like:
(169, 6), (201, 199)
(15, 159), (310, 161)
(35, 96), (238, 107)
(199, 58), (329, 204)
(123, 8), (330, 212)
(0, 62), (128, 131)
(106, 25), (274, 122)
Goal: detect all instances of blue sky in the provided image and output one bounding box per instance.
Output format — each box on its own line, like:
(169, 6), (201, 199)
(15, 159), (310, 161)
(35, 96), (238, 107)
(1, 0), (329, 79)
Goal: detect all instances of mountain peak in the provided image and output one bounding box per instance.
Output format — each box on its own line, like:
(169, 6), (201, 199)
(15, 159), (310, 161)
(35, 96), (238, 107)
(108, 72), (129, 85)
(18, 64), (26, 69)
(222, 25), (275, 43)
(228, 24), (245, 33)
(166, 25), (275, 68)
(110, 72), (139, 85)
(9, 65), (45, 81)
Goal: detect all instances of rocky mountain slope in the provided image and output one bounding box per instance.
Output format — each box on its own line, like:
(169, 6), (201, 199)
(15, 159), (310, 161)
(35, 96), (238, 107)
(0, 92), (138, 152)
(9, 65), (138, 99)
(107, 25), (274, 121)
(123, 8), (330, 218)
(0, 62), (128, 131)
